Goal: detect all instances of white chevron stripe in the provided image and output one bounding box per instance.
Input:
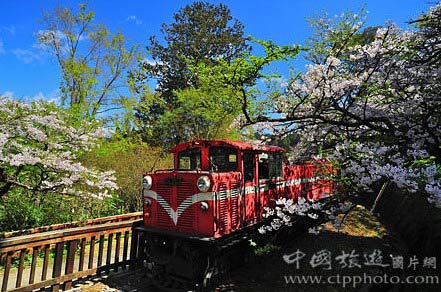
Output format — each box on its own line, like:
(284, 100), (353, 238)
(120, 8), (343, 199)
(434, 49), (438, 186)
(143, 190), (213, 225)
(143, 177), (322, 225)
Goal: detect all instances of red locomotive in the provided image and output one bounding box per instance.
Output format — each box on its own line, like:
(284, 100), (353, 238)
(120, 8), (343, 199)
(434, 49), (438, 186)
(139, 139), (333, 290)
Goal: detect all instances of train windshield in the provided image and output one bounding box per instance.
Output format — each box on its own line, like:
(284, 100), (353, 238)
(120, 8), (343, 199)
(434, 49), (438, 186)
(209, 147), (238, 172)
(178, 148), (201, 170)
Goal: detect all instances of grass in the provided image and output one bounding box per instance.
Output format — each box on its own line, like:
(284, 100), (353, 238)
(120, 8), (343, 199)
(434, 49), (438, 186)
(322, 205), (387, 238)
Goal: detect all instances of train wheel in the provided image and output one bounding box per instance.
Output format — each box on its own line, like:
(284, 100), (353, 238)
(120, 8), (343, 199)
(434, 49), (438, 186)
(200, 252), (230, 291)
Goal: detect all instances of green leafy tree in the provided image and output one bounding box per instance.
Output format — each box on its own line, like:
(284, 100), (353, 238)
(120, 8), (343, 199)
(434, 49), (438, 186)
(133, 38), (299, 147)
(157, 82), (242, 141)
(81, 136), (173, 212)
(130, 1), (249, 147)
(38, 3), (140, 124)
(193, 39), (300, 127)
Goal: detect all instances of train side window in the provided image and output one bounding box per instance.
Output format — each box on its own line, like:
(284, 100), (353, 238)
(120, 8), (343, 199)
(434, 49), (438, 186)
(178, 148), (201, 170)
(258, 153), (269, 180)
(268, 153), (283, 178)
(259, 152), (282, 180)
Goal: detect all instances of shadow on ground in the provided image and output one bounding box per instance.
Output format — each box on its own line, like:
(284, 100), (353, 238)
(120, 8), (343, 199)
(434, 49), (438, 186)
(76, 205), (440, 292)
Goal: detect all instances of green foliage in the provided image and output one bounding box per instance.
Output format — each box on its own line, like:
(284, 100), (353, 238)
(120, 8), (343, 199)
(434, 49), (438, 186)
(190, 38), (300, 124)
(253, 243), (281, 256)
(0, 188), (121, 232)
(135, 70), (243, 143)
(133, 37), (299, 147)
(0, 190), (45, 231)
(304, 8), (369, 63)
(134, 1), (249, 99)
(81, 136), (173, 212)
(131, 1), (249, 147)
(38, 3), (140, 125)
(268, 132), (300, 150)
(249, 239), (280, 257)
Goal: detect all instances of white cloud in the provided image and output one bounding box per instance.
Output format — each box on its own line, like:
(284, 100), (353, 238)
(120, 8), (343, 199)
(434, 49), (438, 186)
(0, 26), (16, 35)
(37, 29), (68, 43)
(13, 48), (42, 64)
(2, 91), (14, 98)
(45, 89), (61, 105)
(0, 39), (5, 55)
(35, 30), (66, 52)
(2, 89), (61, 105)
(141, 57), (162, 66)
(29, 89), (61, 105)
(32, 92), (46, 100)
(36, 30), (87, 54)
(126, 15), (143, 25)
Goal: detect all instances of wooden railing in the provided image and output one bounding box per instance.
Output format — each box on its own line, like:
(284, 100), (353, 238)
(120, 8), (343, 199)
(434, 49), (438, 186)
(0, 213), (144, 239)
(0, 212), (145, 292)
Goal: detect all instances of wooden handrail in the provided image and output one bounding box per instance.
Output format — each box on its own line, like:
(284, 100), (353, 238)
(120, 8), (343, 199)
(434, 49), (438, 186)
(0, 221), (135, 253)
(0, 215), (146, 292)
(0, 212), (143, 239)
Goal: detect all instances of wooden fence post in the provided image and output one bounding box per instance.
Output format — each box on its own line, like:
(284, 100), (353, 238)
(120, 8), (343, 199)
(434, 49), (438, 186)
(129, 228), (139, 270)
(106, 233), (113, 273)
(64, 240), (78, 290)
(52, 242), (64, 292)
(122, 230), (130, 270)
(29, 247), (38, 284)
(114, 232), (121, 271)
(15, 249), (26, 288)
(1, 252), (12, 292)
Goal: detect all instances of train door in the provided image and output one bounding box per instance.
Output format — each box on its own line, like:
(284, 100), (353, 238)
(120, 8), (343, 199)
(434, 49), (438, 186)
(242, 151), (257, 223)
(257, 152), (269, 218)
(257, 152), (283, 218)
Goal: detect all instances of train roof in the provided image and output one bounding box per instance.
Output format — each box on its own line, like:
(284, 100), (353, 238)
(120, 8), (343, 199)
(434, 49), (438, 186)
(170, 139), (286, 153)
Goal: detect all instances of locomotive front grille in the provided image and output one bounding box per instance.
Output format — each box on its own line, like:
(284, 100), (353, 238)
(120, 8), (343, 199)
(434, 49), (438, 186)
(218, 183), (229, 231)
(176, 181), (194, 231)
(155, 178), (195, 231)
(230, 181), (241, 228)
(217, 179), (241, 232)
(156, 184), (173, 228)
(157, 206), (171, 226)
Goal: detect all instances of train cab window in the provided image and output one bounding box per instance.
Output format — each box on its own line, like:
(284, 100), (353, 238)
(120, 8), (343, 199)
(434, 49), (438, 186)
(258, 152), (282, 180)
(178, 148), (201, 170)
(209, 147), (238, 172)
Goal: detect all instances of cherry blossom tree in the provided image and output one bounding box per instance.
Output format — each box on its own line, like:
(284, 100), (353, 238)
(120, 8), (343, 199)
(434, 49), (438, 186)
(256, 4), (441, 233)
(0, 96), (118, 199)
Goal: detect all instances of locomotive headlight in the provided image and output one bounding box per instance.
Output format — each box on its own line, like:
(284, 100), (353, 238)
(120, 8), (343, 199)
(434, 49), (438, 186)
(197, 176), (211, 192)
(143, 197), (152, 206)
(200, 201), (209, 211)
(143, 175), (152, 190)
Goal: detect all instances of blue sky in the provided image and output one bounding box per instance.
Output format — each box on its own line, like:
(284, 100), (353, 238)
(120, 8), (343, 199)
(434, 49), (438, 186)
(0, 0), (433, 102)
